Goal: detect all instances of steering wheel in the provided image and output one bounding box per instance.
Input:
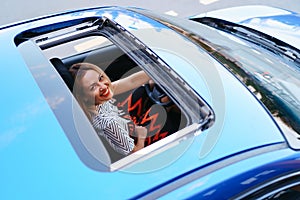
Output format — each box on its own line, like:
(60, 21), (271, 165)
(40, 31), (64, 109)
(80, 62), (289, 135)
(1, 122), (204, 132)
(144, 83), (174, 107)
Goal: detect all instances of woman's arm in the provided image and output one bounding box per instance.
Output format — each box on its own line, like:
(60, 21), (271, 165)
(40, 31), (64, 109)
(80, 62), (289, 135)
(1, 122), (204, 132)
(112, 71), (150, 95)
(93, 117), (147, 155)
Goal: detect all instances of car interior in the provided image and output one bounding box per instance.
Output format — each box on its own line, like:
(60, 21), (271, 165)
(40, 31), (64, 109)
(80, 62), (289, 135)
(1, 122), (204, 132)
(47, 35), (188, 162)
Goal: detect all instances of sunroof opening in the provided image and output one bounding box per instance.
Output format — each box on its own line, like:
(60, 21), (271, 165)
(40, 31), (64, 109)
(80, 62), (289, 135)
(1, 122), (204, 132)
(16, 17), (214, 172)
(48, 34), (190, 163)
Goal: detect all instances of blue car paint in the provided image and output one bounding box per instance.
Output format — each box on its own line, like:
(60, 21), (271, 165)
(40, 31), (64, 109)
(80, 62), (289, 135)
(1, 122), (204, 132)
(240, 14), (300, 50)
(163, 147), (300, 199)
(0, 6), (298, 199)
(192, 5), (300, 50)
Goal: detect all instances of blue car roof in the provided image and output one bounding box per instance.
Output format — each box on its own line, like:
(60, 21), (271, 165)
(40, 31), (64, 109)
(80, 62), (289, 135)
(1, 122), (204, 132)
(0, 6), (288, 199)
(191, 5), (300, 50)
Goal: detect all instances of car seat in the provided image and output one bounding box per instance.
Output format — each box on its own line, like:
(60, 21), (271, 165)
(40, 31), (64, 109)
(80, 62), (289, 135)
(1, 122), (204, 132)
(50, 57), (74, 91)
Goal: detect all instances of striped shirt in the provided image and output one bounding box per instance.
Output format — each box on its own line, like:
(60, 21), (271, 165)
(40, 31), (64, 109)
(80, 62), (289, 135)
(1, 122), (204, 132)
(92, 100), (135, 155)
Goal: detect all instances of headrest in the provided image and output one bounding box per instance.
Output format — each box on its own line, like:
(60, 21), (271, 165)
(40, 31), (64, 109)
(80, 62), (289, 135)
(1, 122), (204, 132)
(50, 58), (74, 91)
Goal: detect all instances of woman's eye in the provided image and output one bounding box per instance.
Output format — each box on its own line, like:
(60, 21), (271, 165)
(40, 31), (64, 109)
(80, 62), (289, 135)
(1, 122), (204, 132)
(90, 85), (96, 91)
(98, 75), (104, 81)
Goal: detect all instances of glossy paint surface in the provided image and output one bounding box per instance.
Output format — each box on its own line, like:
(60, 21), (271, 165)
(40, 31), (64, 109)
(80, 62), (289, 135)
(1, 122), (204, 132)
(0, 6), (298, 199)
(192, 5), (300, 49)
(162, 148), (300, 199)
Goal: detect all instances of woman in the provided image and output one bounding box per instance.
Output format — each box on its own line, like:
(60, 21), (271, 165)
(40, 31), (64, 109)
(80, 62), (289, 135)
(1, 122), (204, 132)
(69, 62), (150, 156)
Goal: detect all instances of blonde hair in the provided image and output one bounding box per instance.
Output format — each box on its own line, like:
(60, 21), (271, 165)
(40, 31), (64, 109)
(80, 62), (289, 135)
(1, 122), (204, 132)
(69, 62), (112, 120)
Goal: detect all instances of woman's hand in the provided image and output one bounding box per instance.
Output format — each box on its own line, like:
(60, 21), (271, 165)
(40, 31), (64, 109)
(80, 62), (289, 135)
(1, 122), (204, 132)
(135, 126), (147, 139)
(131, 126), (147, 153)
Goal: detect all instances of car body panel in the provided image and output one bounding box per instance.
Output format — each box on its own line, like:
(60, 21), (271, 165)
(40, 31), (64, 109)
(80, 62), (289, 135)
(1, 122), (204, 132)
(191, 5), (300, 49)
(0, 6), (298, 199)
(162, 147), (300, 199)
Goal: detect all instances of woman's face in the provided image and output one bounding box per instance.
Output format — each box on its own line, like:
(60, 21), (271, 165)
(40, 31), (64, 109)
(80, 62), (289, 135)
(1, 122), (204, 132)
(81, 69), (113, 105)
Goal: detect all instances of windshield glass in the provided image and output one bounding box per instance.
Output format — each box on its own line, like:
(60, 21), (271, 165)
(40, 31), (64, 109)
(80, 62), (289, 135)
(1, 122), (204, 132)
(149, 14), (300, 135)
(188, 21), (300, 135)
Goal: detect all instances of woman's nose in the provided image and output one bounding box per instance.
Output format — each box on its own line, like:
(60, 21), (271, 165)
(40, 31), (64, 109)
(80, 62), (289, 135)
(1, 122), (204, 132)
(97, 82), (106, 90)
